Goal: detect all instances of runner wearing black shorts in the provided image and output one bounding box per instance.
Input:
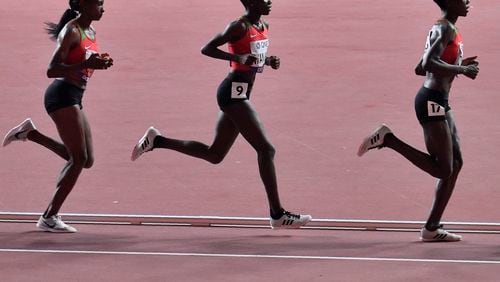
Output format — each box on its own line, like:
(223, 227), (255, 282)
(131, 0), (311, 229)
(2, 0), (113, 233)
(358, 0), (478, 242)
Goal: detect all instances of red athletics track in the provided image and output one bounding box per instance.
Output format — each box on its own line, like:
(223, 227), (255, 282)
(1, 224), (500, 281)
(1, 0), (499, 281)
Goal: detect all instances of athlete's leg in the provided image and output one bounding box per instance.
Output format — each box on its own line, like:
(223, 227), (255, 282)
(27, 130), (70, 161)
(425, 111), (463, 229)
(153, 111), (240, 164)
(43, 105), (89, 218)
(222, 100), (283, 215)
(383, 121), (453, 179)
(3, 118), (70, 160)
(80, 110), (94, 168)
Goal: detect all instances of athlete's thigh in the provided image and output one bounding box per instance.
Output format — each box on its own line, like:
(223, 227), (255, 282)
(223, 101), (272, 150)
(422, 120), (453, 166)
(209, 111), (240, 156)
(49, 105), (86, 156)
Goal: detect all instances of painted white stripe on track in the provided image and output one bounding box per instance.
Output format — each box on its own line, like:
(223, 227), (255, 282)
(0, 248), (499, 265)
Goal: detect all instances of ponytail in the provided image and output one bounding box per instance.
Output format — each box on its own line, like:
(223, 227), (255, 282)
(45, 0), (81, 41)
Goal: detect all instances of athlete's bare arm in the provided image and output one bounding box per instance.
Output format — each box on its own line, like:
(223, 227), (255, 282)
(422, 22), (478, 79)
(47, 22), (111, 78)
(201, 21), (257, 65)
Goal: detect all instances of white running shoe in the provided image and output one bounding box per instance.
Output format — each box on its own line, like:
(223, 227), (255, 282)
(270, 211), (312, 229)
(131, 126), (161, 161)
(357, 124), (392, 157)
(420, 225), (462, 242)
(2, 118), (36, 147)
(36, 215), (77, 233)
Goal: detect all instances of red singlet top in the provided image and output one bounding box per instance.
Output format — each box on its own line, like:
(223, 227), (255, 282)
(63, 24), (99, 86)
(425, 20), (463, 65)
(228, 18), (269, 73)
(441, 31), (463, 65)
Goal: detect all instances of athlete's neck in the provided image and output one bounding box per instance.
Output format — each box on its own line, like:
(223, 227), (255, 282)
(442, 11), (458, 24)
(244, 12), (262, 25)
(76, 15), (92, 29)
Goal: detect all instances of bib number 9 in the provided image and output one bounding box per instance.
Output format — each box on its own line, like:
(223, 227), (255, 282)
(231, 82), (249, 99)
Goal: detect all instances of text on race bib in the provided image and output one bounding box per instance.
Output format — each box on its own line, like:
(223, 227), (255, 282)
(250, 39), (269, 72)
(427, 101), (446, 117)
(231, 82), (249, 99)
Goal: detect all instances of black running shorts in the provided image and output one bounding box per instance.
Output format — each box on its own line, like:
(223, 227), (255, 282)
(216, 72), (254, 109)
(414, 87), (451, 124)
(44, 80), (84, 114)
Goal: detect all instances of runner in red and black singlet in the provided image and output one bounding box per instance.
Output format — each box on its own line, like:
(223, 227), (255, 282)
(228, 17), (269, 74)
(63, 23), (100, 86)
(437, 20), (463, 65)
(358, 0), (478, 242)
(2, 0), (113, 233)
(131, 0), (312, 229)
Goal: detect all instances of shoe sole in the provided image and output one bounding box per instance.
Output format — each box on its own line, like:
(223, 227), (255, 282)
(421, 237), (461, 242)
(36, 223), (77, 233)
(271, 218), (312, 229)
(357, 137), (373, 157)
(271, 225), (306, 230)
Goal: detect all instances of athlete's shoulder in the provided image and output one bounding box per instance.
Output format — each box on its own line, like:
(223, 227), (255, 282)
(66, 19), (81, 34)
(59, 20), (80, 39)
(226, 18), (249, 41)
(235, 17), (252, 30)
(433, 19), (454, 38)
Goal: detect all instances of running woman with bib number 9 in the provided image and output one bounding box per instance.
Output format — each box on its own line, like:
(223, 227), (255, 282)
(131, 0), (311, 229)
(358, 0), (478, 242)
(2, 0), (112, 232)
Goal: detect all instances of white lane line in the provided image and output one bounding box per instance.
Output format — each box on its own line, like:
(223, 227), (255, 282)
(0, 248), (499, 265)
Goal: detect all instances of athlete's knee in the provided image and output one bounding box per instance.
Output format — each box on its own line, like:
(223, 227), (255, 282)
(207, 153), (225, 164)
(256, 144), (276, 159)
(436, 163), (453, 179)
(83, 155), (94, 169)
(205, 148), (227, 164)
(453, 157), (463, 173)
(69, 150), (88, 168)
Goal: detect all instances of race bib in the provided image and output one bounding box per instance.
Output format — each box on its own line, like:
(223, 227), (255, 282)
(82, 49), (98, 81)
(427, 101), (445, 117)
(457, 42), (464, 65)
(250, 39), (269, 73)
(231, 82), (249, 99)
